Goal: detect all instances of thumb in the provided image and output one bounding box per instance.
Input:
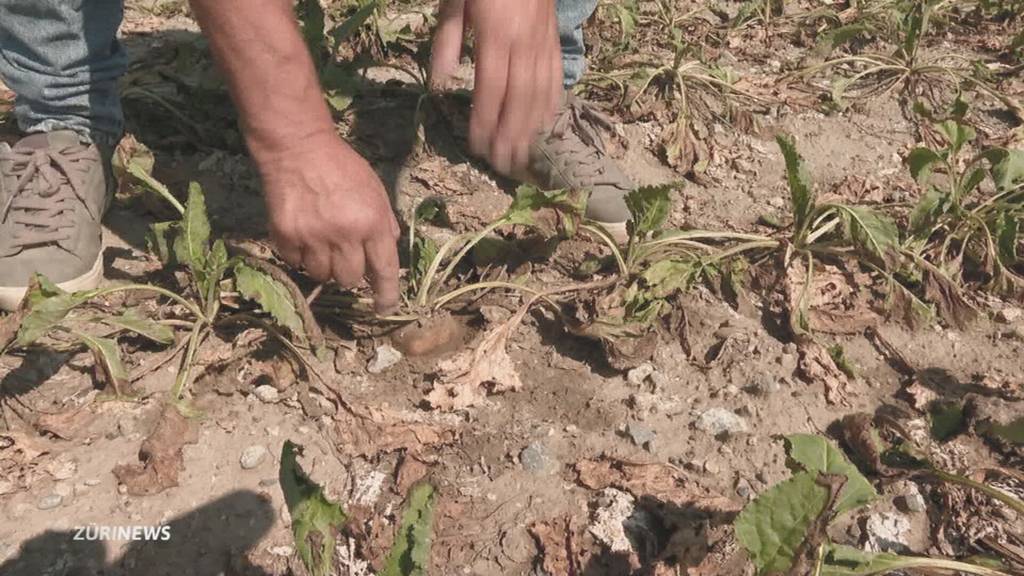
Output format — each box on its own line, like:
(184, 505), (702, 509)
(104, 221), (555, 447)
(429, 0), (467, 91)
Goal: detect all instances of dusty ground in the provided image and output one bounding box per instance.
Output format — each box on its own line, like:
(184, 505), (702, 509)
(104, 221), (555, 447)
(1, 1), (1022, 575)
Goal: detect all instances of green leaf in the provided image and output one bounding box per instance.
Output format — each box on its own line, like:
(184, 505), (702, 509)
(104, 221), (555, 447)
(380, 483), (437, 576)
(503, 185), (588, 234)
(995, 212), (1019, 267)
(329, 0), (379, 46)
(16, 275), (97, 347)
(987, 148), (1024, 193)
(735, 471), (830, 574)
(938, 120), (975, 155)
(414, 197), (452, 228)
(279, 441), (347, 576)
(320, 64), (361, 113)
(815, 23), (873, 56)
(908, 187), (947, 239)
(148, 221), (179, 265)
(784, 434), (877, 515)
(172, 182), (211, 272)
(104, 309), (175, 345)
(776, 134), (815, 238)
(830, 205), (899, 265)
(985, 417), (1024, 445)
(204, 239), (231, 303)
(929, 401), (966, 441)
(296, 0), (327, 68)
(409, 235), (439, 296)
(625, 184), (674, 238)
(234, 263), (307, 342)
(907, 147), (943, 185)
(640, 259), (699, 298)
(75, 332), (129, 394)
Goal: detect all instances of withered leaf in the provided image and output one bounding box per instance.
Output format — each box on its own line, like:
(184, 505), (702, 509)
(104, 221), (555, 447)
(113, 405), (198, 495)
(334, 406), (459, 458)
(797, 339), (851, 406)
(576, 458), (740, 513)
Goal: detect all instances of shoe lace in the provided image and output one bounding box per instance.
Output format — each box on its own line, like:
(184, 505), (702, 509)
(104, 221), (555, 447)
(545, 94), (619, 182)
(1, 144), (95, 250)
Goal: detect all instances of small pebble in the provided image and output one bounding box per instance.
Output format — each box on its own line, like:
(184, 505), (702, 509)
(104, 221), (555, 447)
(736, 477), (755, 499)
(626, 363), (656, 386)
(37, 494), (63, 510)
(995, 307), (1023, 324)
(564, 424), (578, 434)
(253, 385), (280, 403)
(625, 422), (656, 451)
(367, 344), (403, 374)
(84, 478), (101, 487)
(519, 442), (554, 474)
(259, 477), (278, 488)
(695, 408), (750, 436)
(240, 445), (269, 470)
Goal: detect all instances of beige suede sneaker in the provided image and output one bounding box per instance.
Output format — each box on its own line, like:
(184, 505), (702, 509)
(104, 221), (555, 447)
(0, 131), (112, 310)
(526, 93), (634, 243)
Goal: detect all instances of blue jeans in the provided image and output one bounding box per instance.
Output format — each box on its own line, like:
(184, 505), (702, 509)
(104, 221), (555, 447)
(0, 0), (597, 144)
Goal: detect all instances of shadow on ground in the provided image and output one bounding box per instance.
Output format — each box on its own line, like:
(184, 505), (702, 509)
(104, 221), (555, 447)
(0, 490), (275, 576)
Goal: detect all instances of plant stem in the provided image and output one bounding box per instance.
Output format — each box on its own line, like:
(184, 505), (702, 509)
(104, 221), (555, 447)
(170, 321), (206, 401)
(90, 284), (206, 321)
(581, 223), (628, 276)
(929, 467), (1024, 515)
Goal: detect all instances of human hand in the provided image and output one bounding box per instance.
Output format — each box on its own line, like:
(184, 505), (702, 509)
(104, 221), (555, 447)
(255, 132), (401, 314)
(430, 0), (563, 177)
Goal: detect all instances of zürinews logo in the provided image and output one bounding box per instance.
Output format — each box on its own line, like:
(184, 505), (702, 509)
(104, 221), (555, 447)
(73, 525), (172, 542)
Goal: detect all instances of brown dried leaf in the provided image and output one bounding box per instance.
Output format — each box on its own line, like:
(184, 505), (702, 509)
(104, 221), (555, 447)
(835, 413), (889, 476)
(921, 264), (977, 328)
(334, 406), (459, 458)
(112, 404), (198, 495)
(426, 298), (533, 410)
(797, 339), (851, 406)
(528, 518), (580, 576)
(395, 455), (430, 496)
(34, 406), (93, 440)
(786, 259), (878, 335)
(576, 458), (740, 513)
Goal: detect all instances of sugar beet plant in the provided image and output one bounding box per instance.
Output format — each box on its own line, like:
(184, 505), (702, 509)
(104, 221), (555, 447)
(6, 183), (316, 409)
(735, 433), (1018, 575)
(799, 0), (1021, 120)
(903, 114), (1024, 296)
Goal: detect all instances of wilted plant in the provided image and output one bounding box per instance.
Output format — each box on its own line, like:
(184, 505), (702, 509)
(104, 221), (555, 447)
(903, 113), (1024, 296)
(799, 1), (1021, 120)
(8, 183), (317, 409)
(280, 440), (436, 576)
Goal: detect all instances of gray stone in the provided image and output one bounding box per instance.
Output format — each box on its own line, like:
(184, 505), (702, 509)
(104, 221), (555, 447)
(626, 363), (656, 386)
(735, 477), (755, 500)
(903, 491), (927, 513)
(367, 344), (403, 374)
(520, 442), (554, 474)
(253, 385), (280, 403)
(864, 512), (912, 553)
(240, 445), (268, 470)
(695, 408), (750, 436)
(37, 494), (63, 510)
(625, 422), (656, 451)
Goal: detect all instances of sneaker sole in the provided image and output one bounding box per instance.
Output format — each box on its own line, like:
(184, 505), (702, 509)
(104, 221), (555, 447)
(0, 251), (104, 312)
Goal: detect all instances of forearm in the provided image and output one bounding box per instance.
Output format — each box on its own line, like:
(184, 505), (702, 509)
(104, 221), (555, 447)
(188, 0), (333, 164)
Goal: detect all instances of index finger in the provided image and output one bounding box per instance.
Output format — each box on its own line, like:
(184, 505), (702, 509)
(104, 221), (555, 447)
(469, 31), (511, 159)
(363, 234), (401, 314)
